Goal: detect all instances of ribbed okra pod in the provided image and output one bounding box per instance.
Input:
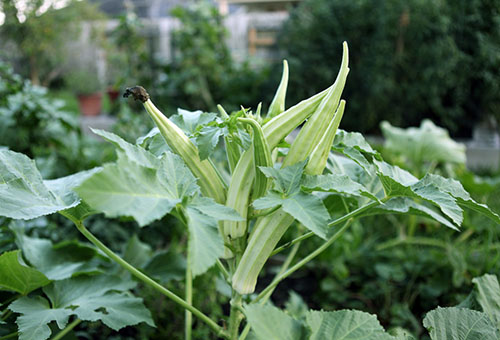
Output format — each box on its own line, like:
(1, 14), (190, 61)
(232, 43), (349, 294)
(124, 86), (226, 204)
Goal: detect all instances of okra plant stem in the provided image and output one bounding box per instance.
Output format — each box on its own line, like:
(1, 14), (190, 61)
(71, 220), (229, 339)
(0, 332), (18, 340)
(51, 319), (81, 340)
(185, 245), (193, 340)
(270, 200), (381, 257)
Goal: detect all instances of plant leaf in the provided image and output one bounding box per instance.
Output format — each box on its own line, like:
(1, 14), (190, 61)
(0, 250), (50, 294)
(259, 160), (307, 195)
(123, 234), (153, 269)
(306, 309), (394, 340)
(374, 160), (463, 226)
(472, 274), (500, 328)
(302, 174), (379, 202)
(9, 275), (154, 340)
(281, 192), (329, 240)
(415, 174), (500, 224)
(144, 250), (186, 283)
(171, 109), (218, 135)
(381, 120), (466, 165)
(195, 125), (225, 160)
(184, 205), (224, 276)
(362, 197), (457, 230)
(91, 128), (159, 168)
(253, 191), (284, 210)
(0, 150), (80, 219)
(244, 304), (304, 340)
(15, 234), (105, 280)
(423, 307), (499, 340)
(76, 152), (198, 226)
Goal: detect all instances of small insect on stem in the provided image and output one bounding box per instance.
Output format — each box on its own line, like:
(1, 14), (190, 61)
(123, 86), (150, 103)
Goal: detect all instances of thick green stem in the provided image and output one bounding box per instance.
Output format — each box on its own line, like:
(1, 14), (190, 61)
(253, 220), (353, 304)
(71, 220), (228, 339)
(228, 293), (243, 340)
(51, 319), (81, 340)
(185, 248), (193, 340)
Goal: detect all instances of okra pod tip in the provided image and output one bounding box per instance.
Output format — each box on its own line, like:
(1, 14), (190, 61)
(124, 86), (150, 103)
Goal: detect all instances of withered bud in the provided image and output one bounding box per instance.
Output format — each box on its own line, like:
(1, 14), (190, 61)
(123, 86), (150, 103)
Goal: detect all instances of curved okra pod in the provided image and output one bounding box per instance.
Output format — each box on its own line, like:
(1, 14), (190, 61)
(267, 60), (289, 118)
(124, 86), (226, 204)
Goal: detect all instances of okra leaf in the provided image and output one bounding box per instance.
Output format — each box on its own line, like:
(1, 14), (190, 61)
(259, 160), (307, 196)
(188, 196), (244, 222)
(374, 160), (463, 226)
(472, 274), (500, 328)
(381, 120), (466, 165)
(423, 307), (499, 340)
(184, 204), (224, 277)
(414, 174), (500, 224)
(136, 127), (171, 157)
(244, 304), (304, 340)
(306, 309), (394, 340)
(9, 275), (155, 340)
(302, 174), (379, 202)
(281, 192), (329, 239)
(361, 197), (457, 231)
(0, 250), (50, 294)
(333, 129), (379, 157)
(253, 191), (284, 210)
(123, 234), (153, 269)
(15, 234), (106, 280)
(171, 109), (218, 135)
(195, 125), (225, 160)
(182, 196), (242, 276)
(144, 250), (186, 283)
(91, 128), (159, 168)
(76, 151), (198, 226)
(253, 191), (329, 239)
(0, 150), (83, 220)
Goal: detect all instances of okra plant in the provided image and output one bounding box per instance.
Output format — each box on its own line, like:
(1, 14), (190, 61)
(1, 42), (500, 340)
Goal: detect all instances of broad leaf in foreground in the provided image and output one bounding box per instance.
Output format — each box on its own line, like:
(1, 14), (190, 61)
(0, 150), (81, 219)
(0, 250), (50, 294)
(423, 307), (499, 340)
(76, 152), (198, 226)
(306, 309), (394, 340)
(472, 274), (500, 328)
(15, 234), (105, 280)
(9, 275), (154, 340)
(244, 304), (303, 340)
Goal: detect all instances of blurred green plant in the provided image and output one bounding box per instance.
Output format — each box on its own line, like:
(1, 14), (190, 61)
(158, 1), (269, 113)
(0, 62), (112, 178)
(0, 0), (105, 87)
(280, 0), (500, 137)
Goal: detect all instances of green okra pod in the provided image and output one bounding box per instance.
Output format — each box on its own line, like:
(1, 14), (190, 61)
(124, 86), (226, 204)
(238, 117), (273, 200)
(267, 60), (289, 118)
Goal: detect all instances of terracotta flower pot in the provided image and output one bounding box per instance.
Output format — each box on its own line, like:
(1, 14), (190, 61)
(77, 93), (102, 116)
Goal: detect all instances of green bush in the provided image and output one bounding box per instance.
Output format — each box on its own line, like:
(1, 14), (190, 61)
(280, 0), (500, 136)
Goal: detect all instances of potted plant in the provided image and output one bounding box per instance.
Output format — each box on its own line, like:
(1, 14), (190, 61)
(66, 66), (103, 116)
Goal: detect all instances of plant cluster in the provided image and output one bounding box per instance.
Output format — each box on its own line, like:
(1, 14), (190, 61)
(0, 43), (499, 340)
(280, 0), (500, 136)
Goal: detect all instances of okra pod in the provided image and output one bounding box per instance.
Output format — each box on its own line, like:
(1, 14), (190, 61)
(267, 60), (289, 118)
(124, 86), (226, 204)
(238, 117), (273, 200)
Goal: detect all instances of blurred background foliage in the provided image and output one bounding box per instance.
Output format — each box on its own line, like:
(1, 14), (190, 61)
(280, 0), (500, 137)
